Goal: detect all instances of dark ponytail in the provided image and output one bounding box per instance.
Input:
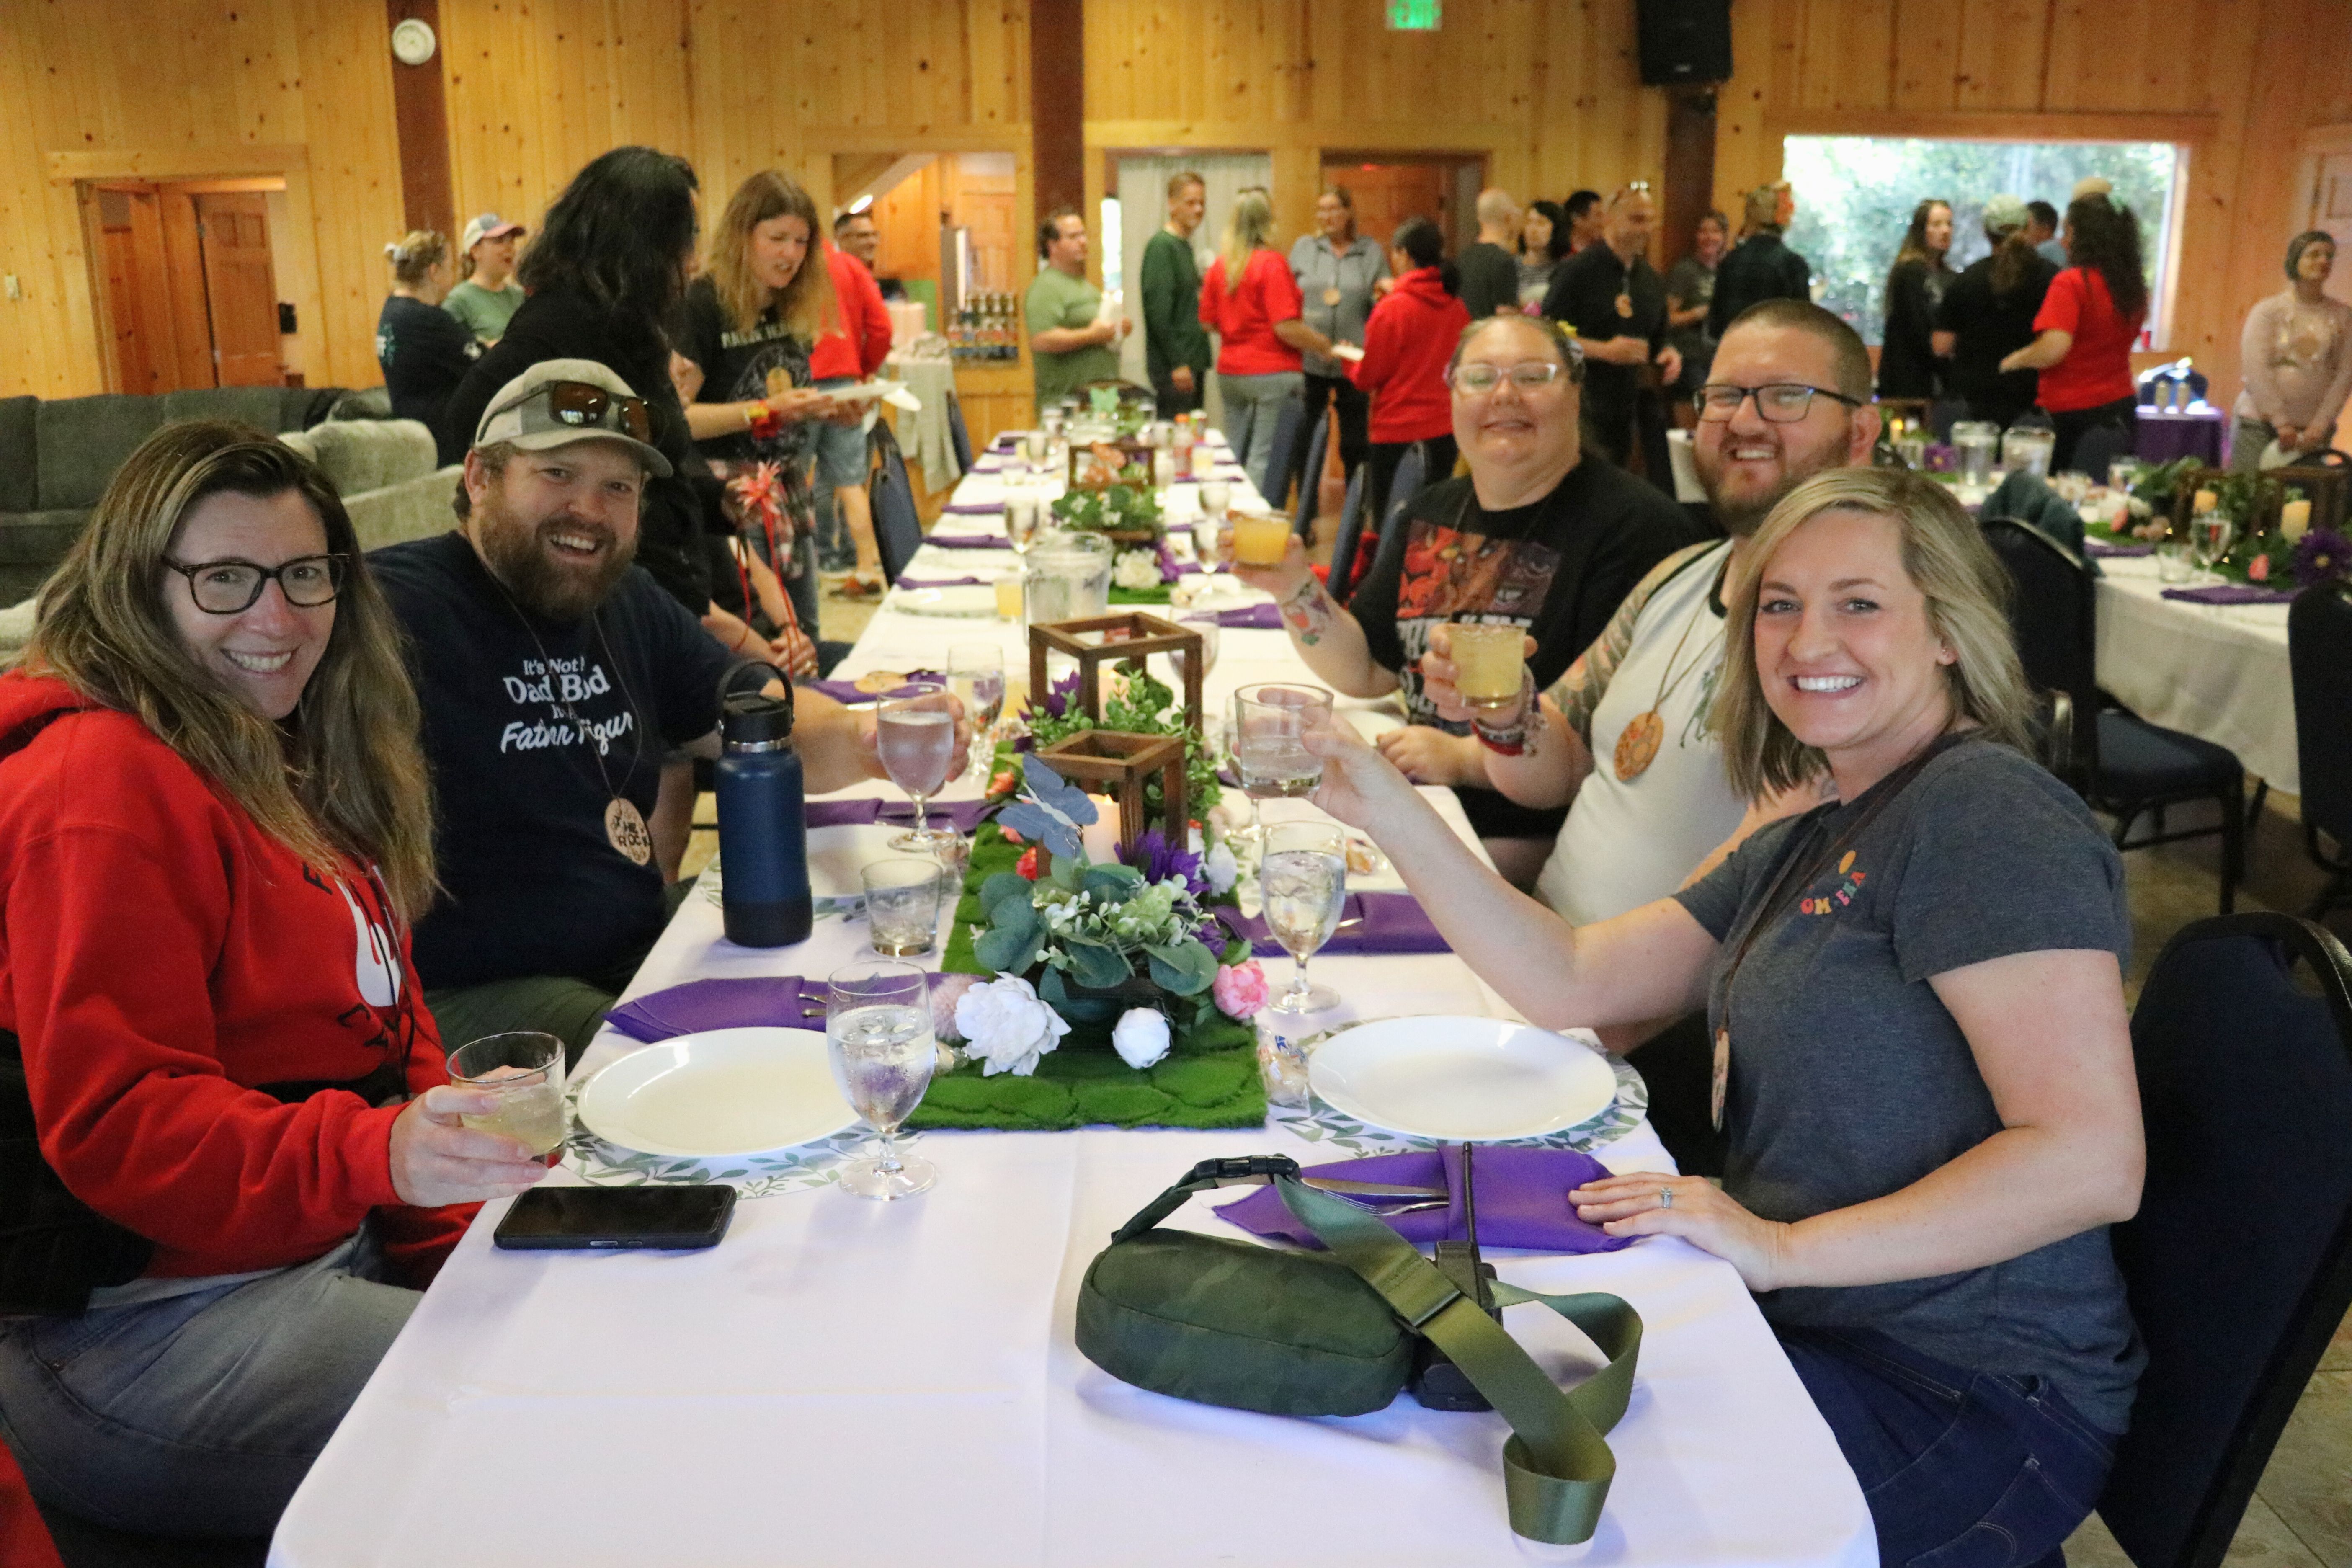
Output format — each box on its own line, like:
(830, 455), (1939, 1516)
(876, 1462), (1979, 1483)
(1391, 216), (1455, 296)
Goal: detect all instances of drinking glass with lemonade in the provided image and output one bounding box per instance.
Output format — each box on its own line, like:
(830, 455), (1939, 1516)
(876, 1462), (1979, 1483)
(447, 1031), (567, 1164)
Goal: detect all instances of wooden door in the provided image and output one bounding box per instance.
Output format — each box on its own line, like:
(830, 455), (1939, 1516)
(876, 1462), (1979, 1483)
(193, 193), (283, 386)
(1321, 162), (1447, 250)
(90, 188), (179, 394)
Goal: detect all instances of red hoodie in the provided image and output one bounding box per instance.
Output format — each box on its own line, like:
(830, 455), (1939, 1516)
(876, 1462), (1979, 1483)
(0, 672), (468, 1282)
(808, 240), (894, 382)
(1350, 266), (1470, 444)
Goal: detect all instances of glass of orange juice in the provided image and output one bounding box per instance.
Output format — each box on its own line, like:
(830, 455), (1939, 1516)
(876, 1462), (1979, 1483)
(1230, 513), (1294, 567)
(1447, 623), (1526, 709)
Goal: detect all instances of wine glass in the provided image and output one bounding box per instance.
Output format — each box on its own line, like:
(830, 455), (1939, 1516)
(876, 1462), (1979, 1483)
(947, 642), (1006, 784)
(1259, 821), (1346, 1016)
(1005, 494), (1045, 558)
(1171, 612), (1219, 690)
(877, 681), (959, 854)
(2190, 512), (2236, 581)
(1200, 480), (1232, 529)
(825, 959), (938, 1199)
(1234, 683), (1333, 799)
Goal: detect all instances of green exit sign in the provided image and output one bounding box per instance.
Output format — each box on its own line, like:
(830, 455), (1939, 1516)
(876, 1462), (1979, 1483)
(1386, 0), (1440, 29)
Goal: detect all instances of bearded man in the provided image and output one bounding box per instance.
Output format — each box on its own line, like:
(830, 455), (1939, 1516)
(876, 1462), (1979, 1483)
(372, 360), (961, 1062)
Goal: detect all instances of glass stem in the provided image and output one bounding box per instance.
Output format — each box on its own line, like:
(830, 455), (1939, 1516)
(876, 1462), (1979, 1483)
(1292, 952), (1312, 1002)
(872, 1127), (904, 1175)
(908, 791), (929, 830)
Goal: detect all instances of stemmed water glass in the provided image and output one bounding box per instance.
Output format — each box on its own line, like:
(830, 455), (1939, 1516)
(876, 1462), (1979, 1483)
(1259, 821), (1347, 1015)
(2190, 512), (2236, 582)
(1171, 612), (1219, 691)
(877, 680), (959, 854)
(948, 642), (1006, 785)
(825, 959), (939, 1199)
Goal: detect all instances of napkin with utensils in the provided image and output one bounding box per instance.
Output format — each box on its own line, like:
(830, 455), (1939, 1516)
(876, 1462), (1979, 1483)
(805, 797), (996, 832)
(2160, 584), (2296, 605)
(1220, 892), (1448, 955)
(2084, 539), (2153, 557)
(802, 670), (942, 704)
(927, 531), (1007, 549)
(943, 500), (1003, 515)
(606, 976), (826, 1042)
(1215, 1145), (1632, 1253)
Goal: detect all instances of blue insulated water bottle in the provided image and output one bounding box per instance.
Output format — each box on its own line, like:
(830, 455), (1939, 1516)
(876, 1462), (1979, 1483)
(715, 683), (811, 947)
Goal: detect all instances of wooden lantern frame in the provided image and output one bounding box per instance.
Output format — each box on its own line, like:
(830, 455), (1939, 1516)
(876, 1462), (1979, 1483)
(1025, 611), (1204, 860)
(1032, 731), (1189, 857)
(1027, 612), (1204, 735)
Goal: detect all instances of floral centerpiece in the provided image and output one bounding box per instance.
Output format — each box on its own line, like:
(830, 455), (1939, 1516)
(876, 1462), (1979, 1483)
(1019, 664), (1221, 823)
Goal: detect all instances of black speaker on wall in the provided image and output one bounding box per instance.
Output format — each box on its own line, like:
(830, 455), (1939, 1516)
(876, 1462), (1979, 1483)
(1636, 0), (1733, 85)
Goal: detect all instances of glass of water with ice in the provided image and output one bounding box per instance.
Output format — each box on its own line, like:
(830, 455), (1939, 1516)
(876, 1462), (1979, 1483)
(825, 959), (939, 1199)
(446, 1031), (567, 1164)
(1234, 683), (1333, 799)
(1259, 822), (1347, 1015)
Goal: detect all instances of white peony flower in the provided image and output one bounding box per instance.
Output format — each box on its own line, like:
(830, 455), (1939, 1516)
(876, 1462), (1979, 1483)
(1202, 840), (1239, 893)
(955, 975), (1071, 1077)
(1113, 548), (1162, 591)
(1112, 1007), (1172, 1070)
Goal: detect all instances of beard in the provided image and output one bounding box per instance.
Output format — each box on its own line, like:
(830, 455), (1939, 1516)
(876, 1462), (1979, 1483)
(1699, 426), (1853, 538)
(473, 484), (637, 622)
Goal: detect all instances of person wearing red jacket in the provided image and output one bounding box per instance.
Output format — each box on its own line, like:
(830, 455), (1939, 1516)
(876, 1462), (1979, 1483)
(0, 424), (546, 1541)
(1349, 216), (1473, 591)
(808, 234), (895, 595)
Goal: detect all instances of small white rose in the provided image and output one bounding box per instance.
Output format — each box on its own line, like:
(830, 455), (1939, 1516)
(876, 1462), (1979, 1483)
(1113, 549), (1162, 591)
(1203, 840), (1239, 893)
(1112, 1007), (1172, 1070)
(955, 975), (1071, 1078)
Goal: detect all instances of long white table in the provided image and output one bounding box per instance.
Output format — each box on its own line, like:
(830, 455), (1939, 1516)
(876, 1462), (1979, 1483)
(2092, 553), (2297, 793)
(270, 438), (1873, 1568)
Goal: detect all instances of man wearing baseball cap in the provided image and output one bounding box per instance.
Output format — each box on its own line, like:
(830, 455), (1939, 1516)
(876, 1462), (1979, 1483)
(1933, 194), (2060, 429)
(370, 358), (966, 1062)
(443, 213), (527, 343)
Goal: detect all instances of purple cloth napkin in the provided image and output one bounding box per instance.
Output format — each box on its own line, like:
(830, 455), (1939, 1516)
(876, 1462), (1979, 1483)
(1217, 603), (1284, 629)
(802, 669), (942, 704)
(803, 797), (996, 832)
(2085, 540), (2153, 557)
(1223, 892), (1448, 956)
(2161, 584), (2296, 605)
(928, 531), (1007, 549)
(895, 574), (989, 588)
(607, 977), (824, 1042)
(1214, 1146), (1632, 1254)
(944, 500), (1003, 515)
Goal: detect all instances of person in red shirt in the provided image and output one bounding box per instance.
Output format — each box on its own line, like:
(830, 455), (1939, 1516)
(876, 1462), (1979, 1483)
(0, 424), (546, 1540)
(1198, 188), (1332, 505)
(2001, 193), (2149, 471)
(808, 234), (895, 595)
(1348, 216), (1472, 593)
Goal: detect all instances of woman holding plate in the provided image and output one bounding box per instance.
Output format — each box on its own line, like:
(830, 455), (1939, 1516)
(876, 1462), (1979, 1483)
(1303, 465), (2143, 1568)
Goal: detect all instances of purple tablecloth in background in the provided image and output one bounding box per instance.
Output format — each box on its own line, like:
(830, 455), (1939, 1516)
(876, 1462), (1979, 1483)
(2133, 407), (2227, 466)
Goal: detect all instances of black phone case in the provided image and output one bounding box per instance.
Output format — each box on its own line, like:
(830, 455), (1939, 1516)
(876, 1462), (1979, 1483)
(492, 1186), (737, 1251)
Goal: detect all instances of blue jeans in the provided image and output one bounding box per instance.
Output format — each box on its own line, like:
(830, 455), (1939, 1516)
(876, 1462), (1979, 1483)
(0, 1230), (417, 1537)
(1218, 371), (1302, 505)
(1779, 1327), (2117, 1568)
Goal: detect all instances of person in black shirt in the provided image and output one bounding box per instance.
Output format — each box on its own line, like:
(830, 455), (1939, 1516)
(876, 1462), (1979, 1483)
(1876, 199), (1953, 400)
(376, 231), (480, 462)
(1226, 314), (1692, 885)
(1542, 185), (1681, 484)
(1456, 188), (1524, 322)
(1709, 183), (1813, 340)
(1934, 195), (2059, 429)
(382, 360), (967, 1065)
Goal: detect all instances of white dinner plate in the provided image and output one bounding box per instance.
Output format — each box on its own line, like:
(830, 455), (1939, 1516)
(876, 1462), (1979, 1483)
(578, 1027), (856, 1158)
(809, 823), (906, 899)
(1308, 1016), (1617, 1141)
(894, 585), (999, 618)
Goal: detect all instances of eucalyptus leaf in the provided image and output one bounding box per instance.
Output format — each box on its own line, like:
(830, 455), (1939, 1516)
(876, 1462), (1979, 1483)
(1144, 938), (1218, 995)
(1081, 864), (1144, 903)
(1046, 852), (1081, 892)
(1039, 966), (1069, 1005)
(973, 923), (1034, 974)
(1065, 940), (1132, 990)
(980, 872), (1032, 914)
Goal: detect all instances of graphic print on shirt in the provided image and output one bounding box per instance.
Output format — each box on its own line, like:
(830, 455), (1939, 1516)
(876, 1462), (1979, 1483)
(302, 864), (413, 1060)
(1799, 849), (1868, 915)
(1390, 522), (1562, 721)
(718, 322), (816, 465)
(499, 652), (636, 758)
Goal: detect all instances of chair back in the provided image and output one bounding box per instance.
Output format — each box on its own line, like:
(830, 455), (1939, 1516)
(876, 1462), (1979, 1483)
(1263, 392), (1306, 511)
(1295, 411), (1331, 534)
(2071, 421), (2134, 480)
(945, 392), (974, 474)
(2099, 912), (2352, 1568)
(1326, 466), (1367, 603)
(868, 431), (924, 585)
(1360, 441), (1431, 597)
(2290, 583), (2352, 850)
(1981, 516), (2098, 780)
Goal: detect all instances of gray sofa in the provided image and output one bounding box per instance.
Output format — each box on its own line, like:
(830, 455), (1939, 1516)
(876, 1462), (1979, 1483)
(275, 420), (461, 551)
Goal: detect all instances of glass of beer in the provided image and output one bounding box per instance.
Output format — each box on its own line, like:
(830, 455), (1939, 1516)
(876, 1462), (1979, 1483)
(447, 1031), (567, 1164)
(1230, 512), (1293, 567)
(1447, 623), (1526, 711)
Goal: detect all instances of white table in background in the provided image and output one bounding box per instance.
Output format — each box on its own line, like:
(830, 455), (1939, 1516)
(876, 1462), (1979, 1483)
(2092, 553), (2297, 792)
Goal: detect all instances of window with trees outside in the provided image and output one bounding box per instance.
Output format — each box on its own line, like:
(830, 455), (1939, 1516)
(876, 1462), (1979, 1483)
(1780, 137), (2181, 349)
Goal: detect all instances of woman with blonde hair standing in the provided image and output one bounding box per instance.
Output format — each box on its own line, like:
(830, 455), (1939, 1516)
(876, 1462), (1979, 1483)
(0, 423), (546, 1540)
(1199, 188), (1333, 503)
(375, 230), (481, 463)
(1303, 465), (2143, 1567)
(2233, 230), (2352, 469)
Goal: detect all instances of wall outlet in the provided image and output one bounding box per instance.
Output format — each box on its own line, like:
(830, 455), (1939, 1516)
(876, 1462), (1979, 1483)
(3, 276), (19, 301)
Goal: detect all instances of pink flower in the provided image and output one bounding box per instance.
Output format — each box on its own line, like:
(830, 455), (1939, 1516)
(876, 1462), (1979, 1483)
(987, 768), (1019, 799)
(1212, 960), (1270, 1019)
(2249, 554), (2271, 582)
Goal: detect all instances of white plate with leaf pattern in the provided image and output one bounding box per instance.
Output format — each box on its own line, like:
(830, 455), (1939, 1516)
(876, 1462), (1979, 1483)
(577, 1027), (857, 1158)
(1307, 1016), (1618, 1142)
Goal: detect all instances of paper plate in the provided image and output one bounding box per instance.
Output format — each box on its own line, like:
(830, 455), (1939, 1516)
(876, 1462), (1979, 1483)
(894, 585), (999, 618)
(808, 823), (906, 900)
(577, 1027), (857, 1158)
(1307, 1016), (1617, 1142)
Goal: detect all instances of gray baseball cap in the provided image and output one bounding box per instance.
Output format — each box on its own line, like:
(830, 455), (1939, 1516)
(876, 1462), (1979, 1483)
(471, 359), (672, 477)
(1981, 194), (2030, 235)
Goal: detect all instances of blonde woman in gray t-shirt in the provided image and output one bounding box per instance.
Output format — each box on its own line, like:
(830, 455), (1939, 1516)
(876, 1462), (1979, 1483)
(1303, 465), (2143, 1568)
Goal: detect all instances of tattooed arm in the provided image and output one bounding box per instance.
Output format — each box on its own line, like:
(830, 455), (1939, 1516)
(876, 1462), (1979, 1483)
(1229, 531), (1400, 697)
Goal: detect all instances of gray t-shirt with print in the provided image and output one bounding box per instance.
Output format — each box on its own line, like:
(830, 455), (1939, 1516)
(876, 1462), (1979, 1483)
(1672, 738), (2145, 1431)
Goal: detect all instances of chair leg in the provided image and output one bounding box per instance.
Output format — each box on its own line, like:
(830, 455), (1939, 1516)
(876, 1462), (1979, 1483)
(2218, 780), (2245, 914)
(2247, 778), (2269, 828)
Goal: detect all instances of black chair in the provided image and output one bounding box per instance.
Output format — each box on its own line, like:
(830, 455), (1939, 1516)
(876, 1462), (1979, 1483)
(1294, 411), (1330, 536)
(1357, 441), (1428, 602)
(2097, 911), (2352, 1568)
(868, 434), (924, 586)
(1982, 517), (2246, 911)
(944, 391), (973, 476)
(2071, 421), (2134, 482)
(1325, 466), (1368, 603)
(2289, 582), (2352, 919)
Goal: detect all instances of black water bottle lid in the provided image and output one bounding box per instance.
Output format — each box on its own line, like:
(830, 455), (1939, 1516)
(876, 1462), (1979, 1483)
(721, 691), (794, 746)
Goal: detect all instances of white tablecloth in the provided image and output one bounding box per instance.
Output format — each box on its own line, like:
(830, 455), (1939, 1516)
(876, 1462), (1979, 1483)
(270, 441), (1874, 1568)
(2092, 554), (2296, 792)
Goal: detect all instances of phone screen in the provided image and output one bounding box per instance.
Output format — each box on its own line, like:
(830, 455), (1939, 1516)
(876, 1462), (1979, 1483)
(493, 1184), (736, 1250)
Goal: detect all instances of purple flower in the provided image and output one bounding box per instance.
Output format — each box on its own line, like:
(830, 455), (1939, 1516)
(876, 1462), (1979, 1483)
(1154, 541), (1184, 584)
(2293, 527), (2350, 588)
(1120, 828), (1207, 896)
(1024, 671), (1082, 724)
(1922, 443), (1957, 474)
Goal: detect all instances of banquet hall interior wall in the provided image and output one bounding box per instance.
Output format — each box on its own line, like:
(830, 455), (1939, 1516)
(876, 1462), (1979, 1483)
(3, 0), (2350, 403)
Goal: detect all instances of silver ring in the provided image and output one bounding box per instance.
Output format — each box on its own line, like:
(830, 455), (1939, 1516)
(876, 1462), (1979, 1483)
(1658, 1186), (1674, 1210)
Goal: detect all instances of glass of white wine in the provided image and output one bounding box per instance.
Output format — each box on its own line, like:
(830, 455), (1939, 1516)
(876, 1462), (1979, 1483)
(446, 1031), (567, 1164)
(1234, 683), (1333, 799)
(1259, 822), (1347, 1016)
(826, 959), (939, 1199)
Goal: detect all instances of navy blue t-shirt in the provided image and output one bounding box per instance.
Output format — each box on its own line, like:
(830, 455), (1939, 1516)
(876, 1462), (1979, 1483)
(371, 531), (740, 991)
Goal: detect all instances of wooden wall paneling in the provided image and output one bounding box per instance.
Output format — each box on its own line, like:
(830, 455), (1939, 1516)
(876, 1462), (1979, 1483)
(1892, 0), (1965, 113)
(1952, 0), (2052, 113)
(1796, 0), (1893, 112)
(286, 0), (409, 388)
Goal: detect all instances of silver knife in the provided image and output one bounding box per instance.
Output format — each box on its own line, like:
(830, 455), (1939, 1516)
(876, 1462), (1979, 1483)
(1300, 1176), (1448, 1199)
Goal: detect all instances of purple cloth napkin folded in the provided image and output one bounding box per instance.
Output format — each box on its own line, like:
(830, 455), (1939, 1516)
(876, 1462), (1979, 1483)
(2161, 584), (2296, 605)
(1223, 892), (1448, 956)
(944, 500), (1003, 515)
(1217, 603), (1284, 629)
(895, 574), (989, 588)
(802, 669), (942, 704)
(804, 797), (996, 832)
(1214, 1146), (1632, 1254)
(928, 531), (1007, 549)
(607, 977), (824, 1042)
(2085, 540), (2153, 557)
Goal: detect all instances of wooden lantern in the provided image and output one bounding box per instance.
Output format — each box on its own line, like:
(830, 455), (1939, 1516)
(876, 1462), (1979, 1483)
(1033, 730), (1189, 858)
(1027, 611), (1204, 735)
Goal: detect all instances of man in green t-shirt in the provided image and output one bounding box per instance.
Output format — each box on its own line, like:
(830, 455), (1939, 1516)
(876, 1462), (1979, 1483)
(1024, 208), (1128, 410)
(441, 213), (527, 344)
(1138, 173), (1211, 418)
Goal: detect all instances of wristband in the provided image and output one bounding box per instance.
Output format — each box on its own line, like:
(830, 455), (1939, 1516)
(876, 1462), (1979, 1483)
(1472, 715), (1529, 756)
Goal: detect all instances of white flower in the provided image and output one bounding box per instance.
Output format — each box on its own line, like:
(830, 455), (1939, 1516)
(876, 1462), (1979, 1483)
(954, 975), (1071, 1077)
(1113, 549), (1161, 591)
(1202, 840), (1239, 893)
(2127, 496), (2152, 520)
(1112, 1007), (1172, 1070)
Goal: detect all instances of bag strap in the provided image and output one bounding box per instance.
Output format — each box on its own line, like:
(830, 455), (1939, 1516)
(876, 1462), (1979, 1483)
(1107, 1157), (1643, 1545)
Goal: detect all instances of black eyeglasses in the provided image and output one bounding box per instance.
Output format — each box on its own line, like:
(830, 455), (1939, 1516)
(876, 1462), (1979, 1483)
(1693, 383), (1864, 423)
(165, 554), (347, 614)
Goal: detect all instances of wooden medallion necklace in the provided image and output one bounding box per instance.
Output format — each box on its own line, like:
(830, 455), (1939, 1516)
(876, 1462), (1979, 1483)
(491, 577), (655, 866)
(1612, 599), (1722, 782)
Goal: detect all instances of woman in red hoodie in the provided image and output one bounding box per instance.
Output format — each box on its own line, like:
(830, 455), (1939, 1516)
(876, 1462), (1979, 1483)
(1349, 216), (1473, 591)
(0, 423), (547, 1540)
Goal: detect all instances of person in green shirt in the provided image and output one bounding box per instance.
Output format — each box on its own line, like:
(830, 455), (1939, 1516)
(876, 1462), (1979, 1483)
(1139, 173), (1211, 417)
(442, 213), (527, 344)
(1025, 208), (1128, 411)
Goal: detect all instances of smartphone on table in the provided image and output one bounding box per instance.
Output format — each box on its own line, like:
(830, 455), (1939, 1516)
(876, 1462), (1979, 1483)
(492, 1184), (737, 1251)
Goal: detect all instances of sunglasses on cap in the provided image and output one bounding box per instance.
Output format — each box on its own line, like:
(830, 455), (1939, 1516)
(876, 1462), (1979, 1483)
(493, 380), (654, 444)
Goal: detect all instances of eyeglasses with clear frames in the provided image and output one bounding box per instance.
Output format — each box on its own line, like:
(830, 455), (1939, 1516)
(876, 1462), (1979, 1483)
(1692, 383), (1865, 423)
(164, 554), (347, 615)
(1449, 362), (1570, 395)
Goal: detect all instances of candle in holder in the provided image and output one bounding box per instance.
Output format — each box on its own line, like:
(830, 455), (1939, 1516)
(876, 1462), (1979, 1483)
(2192, 487), (2219, 515)
(1447, 623), (1526, 709)
(2281, 498), (2313, 541)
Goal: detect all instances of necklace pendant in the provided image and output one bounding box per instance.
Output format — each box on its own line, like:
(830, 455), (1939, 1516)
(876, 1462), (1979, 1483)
(1614, 709), (1665, 781)
(605, 797), (653, 865)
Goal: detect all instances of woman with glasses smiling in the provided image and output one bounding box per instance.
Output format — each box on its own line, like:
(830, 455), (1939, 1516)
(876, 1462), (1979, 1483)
(0, 423), (547, 1540)
(1230, 313), (1694, 884)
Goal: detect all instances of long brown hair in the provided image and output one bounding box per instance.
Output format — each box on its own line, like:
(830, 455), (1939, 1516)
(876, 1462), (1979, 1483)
(1885, 199), (1951, 306)
(2065, 195), (2148, 325)
(24, 422), (438, 918)
(707, 170), (839, 342)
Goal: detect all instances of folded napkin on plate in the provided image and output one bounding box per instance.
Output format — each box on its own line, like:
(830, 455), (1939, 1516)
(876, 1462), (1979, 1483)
(895, 573), (990, 588)
(1222, 892), (1448, 956)
(606, 976), (824, 1042)
(943, 500), (1003, 515)
(1217, 602), (1284, 629)
(804, 797), (995, 832)
(2085, 539), (2153, 557)
(1214, 1145), (1632, 1253)
(802, 669), (942, 704)
(928, 531), (1007, 549)
(2161, 583), (2296, 605)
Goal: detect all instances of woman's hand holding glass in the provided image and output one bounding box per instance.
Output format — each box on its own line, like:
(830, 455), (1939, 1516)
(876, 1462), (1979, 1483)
(387, 1086), (552, 1208)
(1218, 521), (1314, 598)
(1418, 623), (1537, 725)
